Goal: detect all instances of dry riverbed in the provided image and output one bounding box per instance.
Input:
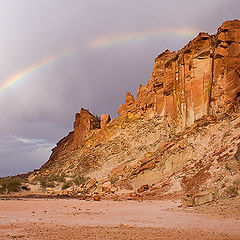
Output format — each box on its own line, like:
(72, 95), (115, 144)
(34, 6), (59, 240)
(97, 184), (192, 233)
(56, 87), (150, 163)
(0, 198), (239, 240)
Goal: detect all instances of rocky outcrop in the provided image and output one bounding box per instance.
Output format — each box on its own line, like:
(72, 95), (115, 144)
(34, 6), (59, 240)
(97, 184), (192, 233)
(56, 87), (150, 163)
(72, 108), (100, 148)
(41, 108), (100, 170)
(100, 114), (111, 129)
(34, 20), (240, 202)
(117, 92), (135, 115)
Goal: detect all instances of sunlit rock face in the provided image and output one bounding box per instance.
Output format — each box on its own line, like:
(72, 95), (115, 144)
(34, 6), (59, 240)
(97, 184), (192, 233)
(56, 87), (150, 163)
(118, 20), (240, 131)
(212, 20), (240, 114)
(36, 20), (240, 199)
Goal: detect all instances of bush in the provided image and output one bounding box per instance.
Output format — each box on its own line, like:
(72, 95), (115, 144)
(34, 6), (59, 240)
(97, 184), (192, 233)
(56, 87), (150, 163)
(49, 173), (66, 183)
(38, 177), (55, 189)
(110, 176), (119, 184)
(6, 180), (21, 192)
(62, 181), (72, 190)
(73, 175), (88, 186)
(57, 173), (66, 183)
(0, 179), (22, 193)
(0, 186), (5, 194)
(39, 178), (47, 188)
(36, 173), (66, 189)
(225, 185), (238, 197)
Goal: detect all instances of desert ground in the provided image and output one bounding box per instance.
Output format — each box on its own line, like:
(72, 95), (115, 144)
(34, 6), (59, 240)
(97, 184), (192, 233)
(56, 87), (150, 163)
(0, 197), (240, 240)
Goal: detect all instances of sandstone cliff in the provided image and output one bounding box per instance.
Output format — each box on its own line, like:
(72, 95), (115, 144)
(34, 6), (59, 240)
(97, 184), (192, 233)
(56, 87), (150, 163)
(32, 20), (240, 201)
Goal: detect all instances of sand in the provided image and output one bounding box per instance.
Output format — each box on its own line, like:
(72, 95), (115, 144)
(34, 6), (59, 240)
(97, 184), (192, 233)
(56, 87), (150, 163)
(0, 198), (239, 239)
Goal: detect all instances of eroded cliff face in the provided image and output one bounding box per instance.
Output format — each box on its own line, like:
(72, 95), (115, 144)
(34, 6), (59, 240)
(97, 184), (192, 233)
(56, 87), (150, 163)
(34, 20), (240, 199)
(117, 20), (240, 129)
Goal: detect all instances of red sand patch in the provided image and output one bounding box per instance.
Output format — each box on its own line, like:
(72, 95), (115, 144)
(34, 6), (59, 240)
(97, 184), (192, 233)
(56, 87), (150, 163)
(0, 199), (239, 239)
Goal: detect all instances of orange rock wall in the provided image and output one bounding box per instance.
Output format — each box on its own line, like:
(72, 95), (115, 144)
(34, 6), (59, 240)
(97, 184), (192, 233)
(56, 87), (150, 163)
(118, 20), (240, 130)
(41, 20), (240, 174)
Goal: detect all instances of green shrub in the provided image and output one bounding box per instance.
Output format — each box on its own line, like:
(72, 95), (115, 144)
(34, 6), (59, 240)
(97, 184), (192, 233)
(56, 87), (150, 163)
(57, 173), (66, 182)
(62, 181), (72, 190)
(6, 180), (21, 192)
(225, 185), (238, 197)
(110, 176), (119, 184)
(0, 186), (5, 194)
(38, 177), (55, 189)
(0, 179), (22, 193)
(37, 173), (66, 188)
(48, 173), (66, 183)
(73, 175), (88, 186)
(39, 178), (47, 188)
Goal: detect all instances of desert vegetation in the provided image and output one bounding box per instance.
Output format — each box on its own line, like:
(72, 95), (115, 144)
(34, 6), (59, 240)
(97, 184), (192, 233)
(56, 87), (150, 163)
(0, 175), (28, 193)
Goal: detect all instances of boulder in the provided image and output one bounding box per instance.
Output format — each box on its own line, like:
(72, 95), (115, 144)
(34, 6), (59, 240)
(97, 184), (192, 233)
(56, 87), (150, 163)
(181, 187), (219, 208)
(94, 186), (104, 195)
(45, 187), (53, 193)
(93, 194), (101, 201)
(137, 184), (149, 193)
(85, 178), (97, 190)
(110, 186), (118, 193)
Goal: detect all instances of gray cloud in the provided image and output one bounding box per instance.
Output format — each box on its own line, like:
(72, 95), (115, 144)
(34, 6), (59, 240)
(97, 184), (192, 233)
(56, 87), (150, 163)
(0, 135), (54, 177)
(0, 0), (239, 176)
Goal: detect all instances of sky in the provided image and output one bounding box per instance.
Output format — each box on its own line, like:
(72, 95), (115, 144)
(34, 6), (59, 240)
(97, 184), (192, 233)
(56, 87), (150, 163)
(0, 0), (239, 177)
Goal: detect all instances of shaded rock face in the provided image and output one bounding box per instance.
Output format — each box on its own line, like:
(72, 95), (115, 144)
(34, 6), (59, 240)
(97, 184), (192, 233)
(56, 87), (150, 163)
(72, 108), (100, 148)
(38, 20), (240, 199)
(234, 144), (240, 164)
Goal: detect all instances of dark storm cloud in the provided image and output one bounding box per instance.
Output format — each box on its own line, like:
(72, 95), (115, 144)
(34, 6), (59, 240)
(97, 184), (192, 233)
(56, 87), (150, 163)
(0, 0), (239, 176)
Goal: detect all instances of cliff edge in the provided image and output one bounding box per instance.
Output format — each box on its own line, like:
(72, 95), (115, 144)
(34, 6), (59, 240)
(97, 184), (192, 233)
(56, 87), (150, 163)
(30, 20), (240, 202)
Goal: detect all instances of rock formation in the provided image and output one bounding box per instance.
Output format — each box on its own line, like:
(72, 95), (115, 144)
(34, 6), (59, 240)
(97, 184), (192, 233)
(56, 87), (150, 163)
(31, 20), (240, 201)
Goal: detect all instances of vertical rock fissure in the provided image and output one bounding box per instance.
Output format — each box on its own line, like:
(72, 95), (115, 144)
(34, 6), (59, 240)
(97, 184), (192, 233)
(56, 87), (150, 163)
(208, 40), (215, 114)
(183, 54), (187, 129)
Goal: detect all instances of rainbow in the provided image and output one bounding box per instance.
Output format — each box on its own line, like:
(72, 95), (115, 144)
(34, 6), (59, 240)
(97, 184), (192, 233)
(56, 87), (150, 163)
(0, 47), (75, 94)
(0, 28), (198, 94)
(88, 28), (198, 49)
